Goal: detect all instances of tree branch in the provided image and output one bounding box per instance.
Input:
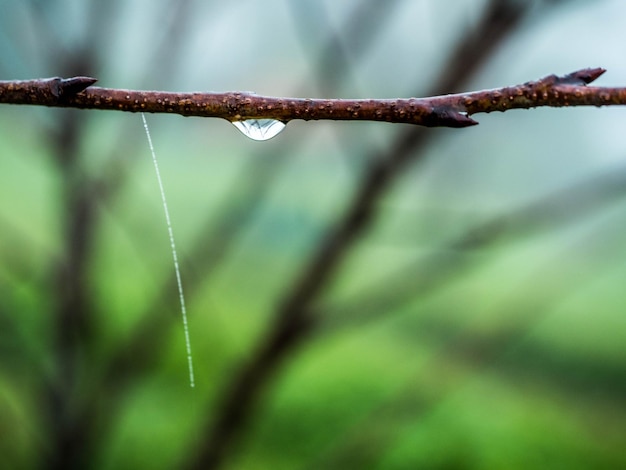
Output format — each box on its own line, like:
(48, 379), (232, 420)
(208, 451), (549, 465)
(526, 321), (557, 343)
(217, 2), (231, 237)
(1, 68), (624, 128)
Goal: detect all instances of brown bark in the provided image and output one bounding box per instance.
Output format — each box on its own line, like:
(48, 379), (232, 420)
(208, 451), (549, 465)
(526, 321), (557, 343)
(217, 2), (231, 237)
(0, 68), (623, 128)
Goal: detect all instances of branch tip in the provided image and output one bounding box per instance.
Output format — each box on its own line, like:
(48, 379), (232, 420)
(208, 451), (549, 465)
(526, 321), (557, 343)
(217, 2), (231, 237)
(563, 67), (606, 86)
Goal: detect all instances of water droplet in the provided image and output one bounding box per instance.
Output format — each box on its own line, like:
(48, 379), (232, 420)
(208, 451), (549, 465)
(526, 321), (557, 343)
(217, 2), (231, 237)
(232, 119), (286, 141)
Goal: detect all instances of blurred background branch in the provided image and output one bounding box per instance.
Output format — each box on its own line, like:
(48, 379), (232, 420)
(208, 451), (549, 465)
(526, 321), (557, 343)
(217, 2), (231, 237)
(0, 1), (625, 470)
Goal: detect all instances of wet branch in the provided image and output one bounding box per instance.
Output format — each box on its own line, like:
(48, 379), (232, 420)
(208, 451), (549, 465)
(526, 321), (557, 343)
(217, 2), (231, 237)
(1, 68), (624, 128)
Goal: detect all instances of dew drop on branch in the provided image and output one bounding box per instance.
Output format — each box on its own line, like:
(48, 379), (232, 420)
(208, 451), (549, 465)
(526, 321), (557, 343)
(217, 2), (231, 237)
(231, 119), (286, 141)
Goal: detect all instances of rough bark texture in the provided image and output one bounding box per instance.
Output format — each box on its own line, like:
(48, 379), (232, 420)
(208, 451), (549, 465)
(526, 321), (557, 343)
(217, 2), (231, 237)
(1, 68), (624, 128)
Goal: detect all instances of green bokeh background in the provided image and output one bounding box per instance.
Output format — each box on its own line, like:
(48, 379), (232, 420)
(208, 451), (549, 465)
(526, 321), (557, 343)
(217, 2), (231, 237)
(1, 1), (626, 468)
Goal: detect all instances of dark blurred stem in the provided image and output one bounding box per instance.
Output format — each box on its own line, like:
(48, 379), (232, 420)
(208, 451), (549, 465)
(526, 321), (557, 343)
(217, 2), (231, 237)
(188, 1), (531, 469)
(45, 110), (98, 469)
(99, 0), (401, 398)
(189, 155), (393, 468)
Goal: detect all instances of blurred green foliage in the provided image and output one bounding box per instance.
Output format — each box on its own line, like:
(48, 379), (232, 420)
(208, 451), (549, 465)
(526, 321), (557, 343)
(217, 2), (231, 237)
(1, 1), (626, 469)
